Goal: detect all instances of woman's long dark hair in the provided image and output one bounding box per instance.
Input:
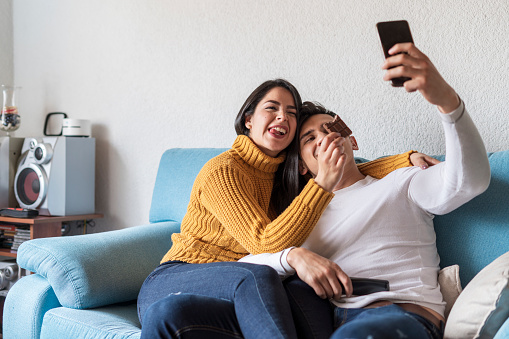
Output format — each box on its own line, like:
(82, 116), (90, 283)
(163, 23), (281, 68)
(271, 101), (337, 215)
(234, 79), (304, 217)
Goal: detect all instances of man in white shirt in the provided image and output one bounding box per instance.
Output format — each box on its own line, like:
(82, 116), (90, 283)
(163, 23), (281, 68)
(240, 43), (490, 339)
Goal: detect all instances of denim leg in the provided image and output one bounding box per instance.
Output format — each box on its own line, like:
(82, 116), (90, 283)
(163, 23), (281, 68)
(141, 294), (243, 339)
(331, 304), (443, 339)
(137, 261), (297, 339)
(283, 275), (334, 339)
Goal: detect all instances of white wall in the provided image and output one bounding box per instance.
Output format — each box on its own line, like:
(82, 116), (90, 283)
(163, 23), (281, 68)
(0, 0), (13, 86)
(6, 0), (509, 232)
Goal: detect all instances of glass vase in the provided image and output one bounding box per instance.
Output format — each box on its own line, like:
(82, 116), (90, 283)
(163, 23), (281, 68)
(1, 85), (22, 135)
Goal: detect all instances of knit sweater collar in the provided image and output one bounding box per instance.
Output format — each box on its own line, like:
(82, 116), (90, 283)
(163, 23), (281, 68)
(233, 135), (286, 173)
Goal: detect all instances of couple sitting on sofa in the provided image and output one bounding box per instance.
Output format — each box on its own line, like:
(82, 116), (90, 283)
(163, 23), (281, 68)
(137, 43), (490, 339)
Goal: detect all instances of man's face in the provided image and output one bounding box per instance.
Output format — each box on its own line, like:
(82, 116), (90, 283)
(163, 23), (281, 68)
(298, 114), (358, 177)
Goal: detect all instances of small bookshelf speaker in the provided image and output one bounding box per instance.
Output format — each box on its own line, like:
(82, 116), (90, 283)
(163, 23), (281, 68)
(14, 137), (95, 216)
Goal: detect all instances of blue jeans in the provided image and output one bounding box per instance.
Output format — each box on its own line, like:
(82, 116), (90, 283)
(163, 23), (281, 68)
(283, 275), (334, 339)
(137, 261), (298, 339)
(282, 276), (443, 339)
(332, 304), (444, 339)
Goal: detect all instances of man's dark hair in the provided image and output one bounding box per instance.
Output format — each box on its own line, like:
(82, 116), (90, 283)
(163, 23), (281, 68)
(299, 101), (336, 134)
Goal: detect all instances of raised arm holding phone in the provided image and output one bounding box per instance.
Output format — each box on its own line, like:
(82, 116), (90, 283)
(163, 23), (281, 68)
(240, 25), (490, 339)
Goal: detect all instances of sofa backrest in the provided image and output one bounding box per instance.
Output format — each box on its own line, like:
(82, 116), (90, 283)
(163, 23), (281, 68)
(149, 148), (509, 287)
(150, 148), (227, 223)
(434, 150), (509, 286)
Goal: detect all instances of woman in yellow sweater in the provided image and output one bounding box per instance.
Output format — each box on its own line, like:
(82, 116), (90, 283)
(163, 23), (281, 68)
(137, 79), (431, 339)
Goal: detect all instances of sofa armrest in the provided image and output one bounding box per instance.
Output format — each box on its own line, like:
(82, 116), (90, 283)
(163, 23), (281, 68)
(16, 222), (180, 309)
(3, 274), (61, 339)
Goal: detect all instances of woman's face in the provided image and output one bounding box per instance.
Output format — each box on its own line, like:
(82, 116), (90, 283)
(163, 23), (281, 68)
(244, 87), (297, 157)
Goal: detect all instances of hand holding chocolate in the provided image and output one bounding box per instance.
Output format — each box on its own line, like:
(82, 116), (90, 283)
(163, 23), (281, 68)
(323, 115), (352, 137)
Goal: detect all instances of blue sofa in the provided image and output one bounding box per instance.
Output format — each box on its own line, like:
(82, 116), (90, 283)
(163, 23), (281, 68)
(4, 148), (509, 339)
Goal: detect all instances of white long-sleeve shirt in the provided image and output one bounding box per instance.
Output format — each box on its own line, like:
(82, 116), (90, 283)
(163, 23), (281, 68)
(239, 101), (490, 317)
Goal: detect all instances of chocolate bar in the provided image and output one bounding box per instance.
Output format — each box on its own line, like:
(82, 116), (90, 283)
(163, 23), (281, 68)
(323, 115), (352, 137)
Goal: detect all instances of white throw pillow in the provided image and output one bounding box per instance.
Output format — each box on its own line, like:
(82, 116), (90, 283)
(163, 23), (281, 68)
(439, 264), (462, 319)
(444, 251), (509, 339)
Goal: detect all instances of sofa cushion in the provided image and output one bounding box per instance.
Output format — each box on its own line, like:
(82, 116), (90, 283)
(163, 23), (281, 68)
(40, 302), (140, 339)
(438, 264), (462, 319)
(444, 251), (509, 339)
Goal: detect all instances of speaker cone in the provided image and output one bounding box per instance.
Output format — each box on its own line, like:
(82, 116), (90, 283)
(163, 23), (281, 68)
(14, 163), (48, 209)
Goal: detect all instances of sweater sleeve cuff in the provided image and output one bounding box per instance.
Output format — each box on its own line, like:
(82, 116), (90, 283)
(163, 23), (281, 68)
(301, 179), (334, 211)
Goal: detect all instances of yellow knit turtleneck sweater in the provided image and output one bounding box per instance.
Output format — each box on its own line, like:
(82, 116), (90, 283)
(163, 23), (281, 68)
(161, 135), (414, 264)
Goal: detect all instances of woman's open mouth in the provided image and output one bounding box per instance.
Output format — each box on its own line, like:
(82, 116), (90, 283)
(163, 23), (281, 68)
(268, 126), (288, 138)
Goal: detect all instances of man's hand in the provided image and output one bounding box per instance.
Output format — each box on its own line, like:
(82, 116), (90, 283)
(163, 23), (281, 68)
(410, 152), (441, 170)
(286, 247), (352, 300)
(382, 43), (460, 113)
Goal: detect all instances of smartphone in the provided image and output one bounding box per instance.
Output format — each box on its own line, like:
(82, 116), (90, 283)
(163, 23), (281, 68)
(376, 20), (414, 87)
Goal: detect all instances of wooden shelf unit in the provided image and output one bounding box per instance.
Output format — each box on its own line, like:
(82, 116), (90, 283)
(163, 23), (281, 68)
(0, 213), (103, 258)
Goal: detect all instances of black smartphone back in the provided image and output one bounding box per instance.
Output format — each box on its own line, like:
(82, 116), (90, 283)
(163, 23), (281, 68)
(376, 20), (414, 87)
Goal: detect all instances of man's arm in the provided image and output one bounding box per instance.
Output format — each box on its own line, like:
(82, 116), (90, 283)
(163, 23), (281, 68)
(408, 101), (490, 214)
(240, 247), (353, 300)
(382, 43), (490, 213)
